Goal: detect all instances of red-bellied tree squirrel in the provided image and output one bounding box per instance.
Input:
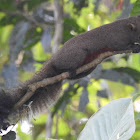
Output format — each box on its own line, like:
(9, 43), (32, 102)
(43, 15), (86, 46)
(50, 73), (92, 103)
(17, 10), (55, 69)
(0, 15), (140, 130)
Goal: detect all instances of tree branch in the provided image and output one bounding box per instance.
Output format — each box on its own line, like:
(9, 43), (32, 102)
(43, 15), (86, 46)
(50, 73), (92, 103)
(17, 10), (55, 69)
(13, 49), (132, 110)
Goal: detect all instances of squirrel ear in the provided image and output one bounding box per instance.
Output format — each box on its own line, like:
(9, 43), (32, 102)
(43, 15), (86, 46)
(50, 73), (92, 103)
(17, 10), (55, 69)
(127, 23), (136, 31)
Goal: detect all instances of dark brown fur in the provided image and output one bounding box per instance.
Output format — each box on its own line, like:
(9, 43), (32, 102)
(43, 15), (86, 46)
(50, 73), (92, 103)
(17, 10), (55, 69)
(0, 15), (140, 128)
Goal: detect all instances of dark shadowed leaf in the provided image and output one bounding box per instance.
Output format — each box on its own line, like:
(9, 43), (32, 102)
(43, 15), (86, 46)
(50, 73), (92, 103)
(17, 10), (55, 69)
(112, 67), (140, 83)
(33, 7), (54, 24)
(94, 0), (102, 12)
(0, 0), (17, 11)
(0, 15), (22, 26)
(2, 131), (16, 140)
(72, 0), (88, 10)
(78, 77), (89, 87)
(2, 63), (18, 88)
(101, 69), (136, 86)
(21, 50), (35, 72)
(97, 90), (109, 98)
(41, 28), (52, 53)
(22, 59), (35, 72)
(9, 21), (30, 62)
(90, 65), (102, 79)
(78, 88), (89, 112)
(24, 0), (48, 11)
(99, 80), (112, 98)
(59, 100), (69, 116)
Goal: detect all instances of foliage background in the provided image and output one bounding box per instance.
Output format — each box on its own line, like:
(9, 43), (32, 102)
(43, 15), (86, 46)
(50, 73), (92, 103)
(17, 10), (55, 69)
(0, 0), (140, 139)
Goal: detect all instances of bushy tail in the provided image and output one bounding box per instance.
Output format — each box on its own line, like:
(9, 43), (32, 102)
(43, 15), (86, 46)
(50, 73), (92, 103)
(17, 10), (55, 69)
(29, 82), (62, 114)
(8, 60), (62, 120)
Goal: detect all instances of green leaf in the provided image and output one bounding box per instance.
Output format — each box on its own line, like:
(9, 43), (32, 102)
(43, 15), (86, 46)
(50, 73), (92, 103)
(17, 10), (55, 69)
(46, 138), (63, 140)
(63, 18), (85, 42)
(135, 112), (140, 120)
(131, 0), (140, 16)
(132, 92), (140, 102)
(0, 0), (17, 11)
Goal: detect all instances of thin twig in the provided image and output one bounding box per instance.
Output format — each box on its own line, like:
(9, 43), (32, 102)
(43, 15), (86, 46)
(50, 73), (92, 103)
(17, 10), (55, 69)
(0, 10), (52, 29)
(13, 49), (132, 109)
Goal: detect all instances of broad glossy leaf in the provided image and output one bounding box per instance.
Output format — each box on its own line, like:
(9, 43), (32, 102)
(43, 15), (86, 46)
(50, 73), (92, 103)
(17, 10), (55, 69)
(78, 98), (135, 140)
(41, 28), (52, 53)
(78, 88), (89, 112)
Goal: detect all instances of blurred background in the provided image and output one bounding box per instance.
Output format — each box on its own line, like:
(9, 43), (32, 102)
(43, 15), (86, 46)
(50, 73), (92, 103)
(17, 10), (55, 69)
(0, 0), (140, 139)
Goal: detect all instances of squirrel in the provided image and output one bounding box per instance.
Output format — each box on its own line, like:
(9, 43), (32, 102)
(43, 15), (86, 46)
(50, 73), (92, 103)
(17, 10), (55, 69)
(0, 15), (140, 130)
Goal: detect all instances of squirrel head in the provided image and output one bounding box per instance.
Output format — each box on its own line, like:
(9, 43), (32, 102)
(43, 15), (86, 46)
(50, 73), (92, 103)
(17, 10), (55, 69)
(127, 15), (140, 50)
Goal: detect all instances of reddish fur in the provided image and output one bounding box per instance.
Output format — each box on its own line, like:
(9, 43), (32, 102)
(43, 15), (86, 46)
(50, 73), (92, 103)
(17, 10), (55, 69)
(82, 47), (111, 66)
